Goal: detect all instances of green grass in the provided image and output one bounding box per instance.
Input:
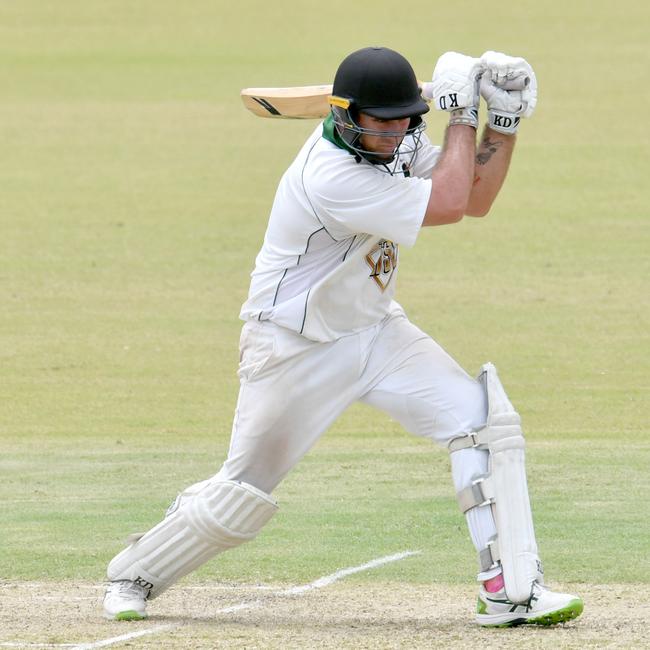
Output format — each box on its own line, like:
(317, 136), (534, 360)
(1, 0), (648, 588)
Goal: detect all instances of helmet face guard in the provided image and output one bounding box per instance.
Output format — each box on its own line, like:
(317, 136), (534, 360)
(330, 101), (426, 174)
(329, 47), (430, 175)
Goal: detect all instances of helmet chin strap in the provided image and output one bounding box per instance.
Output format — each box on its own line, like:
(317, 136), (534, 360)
(357, 147), (398, 166)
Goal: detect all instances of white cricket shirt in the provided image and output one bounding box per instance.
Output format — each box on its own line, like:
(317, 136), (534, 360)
(239, 116), (441, 342)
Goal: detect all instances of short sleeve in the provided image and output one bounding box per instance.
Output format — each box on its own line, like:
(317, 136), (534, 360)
(304, 158), (431, 248)
(410, 132), (441, 179)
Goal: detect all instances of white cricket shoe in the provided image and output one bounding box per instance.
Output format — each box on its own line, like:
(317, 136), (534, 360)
(476, 581), (583, 627)
(103, 580), (148, 621)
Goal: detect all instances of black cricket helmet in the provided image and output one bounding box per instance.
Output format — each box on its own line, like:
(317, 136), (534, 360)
(329, 47), (429, 173)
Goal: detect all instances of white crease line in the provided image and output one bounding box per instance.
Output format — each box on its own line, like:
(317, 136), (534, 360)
(70, 625), (176, 650)
(0, 625), (176, 650)
(214, 602), (259, 614)
(279, 550), (421, 596)
(1, 550), (420, 650)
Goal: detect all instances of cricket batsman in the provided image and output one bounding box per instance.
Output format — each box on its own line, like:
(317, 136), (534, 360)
(103, 46), (584, 627)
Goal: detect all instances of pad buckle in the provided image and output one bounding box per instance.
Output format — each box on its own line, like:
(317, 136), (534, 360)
(457, 475), (494, 513)
(466, 432), (481, 448)
(479, 537), (501, 572)
(470, 477), (492, 508)
(448, 430), (487, 452)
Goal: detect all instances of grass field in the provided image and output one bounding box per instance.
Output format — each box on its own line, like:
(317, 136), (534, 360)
(1, 1), (649, 648)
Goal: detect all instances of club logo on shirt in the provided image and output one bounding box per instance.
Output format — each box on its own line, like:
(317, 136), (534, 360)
(365, 239), (398, 291)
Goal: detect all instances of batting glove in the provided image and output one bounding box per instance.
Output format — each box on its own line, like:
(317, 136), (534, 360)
(431, 51), (483, 129)
(480, 51), (537, 134)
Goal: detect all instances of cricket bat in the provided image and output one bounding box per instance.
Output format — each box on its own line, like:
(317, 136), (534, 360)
(241, 78), (528, 119)
(241, 82), (434, 119)
(240, 85), (337, 119)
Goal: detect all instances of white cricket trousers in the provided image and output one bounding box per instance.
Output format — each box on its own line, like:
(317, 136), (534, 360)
(215, 306), (497, 577)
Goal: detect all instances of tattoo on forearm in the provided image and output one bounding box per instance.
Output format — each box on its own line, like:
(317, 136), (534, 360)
(476, 137), (503, 165)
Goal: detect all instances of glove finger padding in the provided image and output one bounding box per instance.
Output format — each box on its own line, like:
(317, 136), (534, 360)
(521, 66), (537, 118)
(481, 50), (528, 84)
(432, 51), (483, 111)
(481, 50), (537, 118)
(480, 77), (525, 114)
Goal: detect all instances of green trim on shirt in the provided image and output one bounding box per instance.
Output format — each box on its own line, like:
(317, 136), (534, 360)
(321, 113), (356, 156)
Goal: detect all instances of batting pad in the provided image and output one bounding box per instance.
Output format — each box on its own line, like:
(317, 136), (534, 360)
(449, 363), (542, 604)
(107, 480), (278, 599)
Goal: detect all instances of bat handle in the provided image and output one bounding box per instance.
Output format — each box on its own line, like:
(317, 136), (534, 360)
(420, 82), (434, 101)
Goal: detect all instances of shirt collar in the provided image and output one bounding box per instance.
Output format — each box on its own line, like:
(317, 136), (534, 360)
(321, 113), (357, 157)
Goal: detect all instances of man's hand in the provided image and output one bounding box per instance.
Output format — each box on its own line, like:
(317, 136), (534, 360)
(480, 51), (537, 134)
(432, 52), (483, 129)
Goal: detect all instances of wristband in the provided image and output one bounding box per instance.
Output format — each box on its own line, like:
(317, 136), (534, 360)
(449, 106), (479, 129)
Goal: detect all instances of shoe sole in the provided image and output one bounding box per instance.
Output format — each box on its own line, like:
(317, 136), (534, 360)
(105, 610), (148, 621)
(477, 598), (584, 627)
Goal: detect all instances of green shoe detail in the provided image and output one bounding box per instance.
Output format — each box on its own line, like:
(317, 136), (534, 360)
(114, 610), (147, 621)
(477, 598), (488, 615)
(482, 598), (584, 628)
(525, 598), (584, 626)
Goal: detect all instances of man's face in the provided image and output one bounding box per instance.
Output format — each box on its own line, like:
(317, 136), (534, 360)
(357, 113), (411, 159)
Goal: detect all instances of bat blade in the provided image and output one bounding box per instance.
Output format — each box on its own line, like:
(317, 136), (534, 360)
(241, 85), (333, 119)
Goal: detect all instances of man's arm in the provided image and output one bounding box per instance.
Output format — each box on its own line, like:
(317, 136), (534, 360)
(464, 50), (537, 217)
(422, 52), (484, 227)
(465, 127), (516, 217)
(422, 124), (477, 226)
(422, 50), (536, 224)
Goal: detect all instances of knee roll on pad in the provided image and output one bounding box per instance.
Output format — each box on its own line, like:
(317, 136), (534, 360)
(107, 480), (278, 599)
(448, 363), (542, 603)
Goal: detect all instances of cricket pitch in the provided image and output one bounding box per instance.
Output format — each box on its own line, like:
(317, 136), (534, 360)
(1, 581), (647, 649)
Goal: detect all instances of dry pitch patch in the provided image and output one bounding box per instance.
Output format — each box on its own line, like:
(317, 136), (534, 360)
(1, 581), (648, 649)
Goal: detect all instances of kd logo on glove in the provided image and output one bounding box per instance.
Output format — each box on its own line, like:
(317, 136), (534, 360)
(493, 115), (520, 129)
(438, 93), (459, 110)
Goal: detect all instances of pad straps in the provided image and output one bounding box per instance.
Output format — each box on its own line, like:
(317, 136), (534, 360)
(447, 429), (490, 452)
(479, 537), (501, 572)
(448, 429), (500, 573)
(456, 474), (495, 513)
